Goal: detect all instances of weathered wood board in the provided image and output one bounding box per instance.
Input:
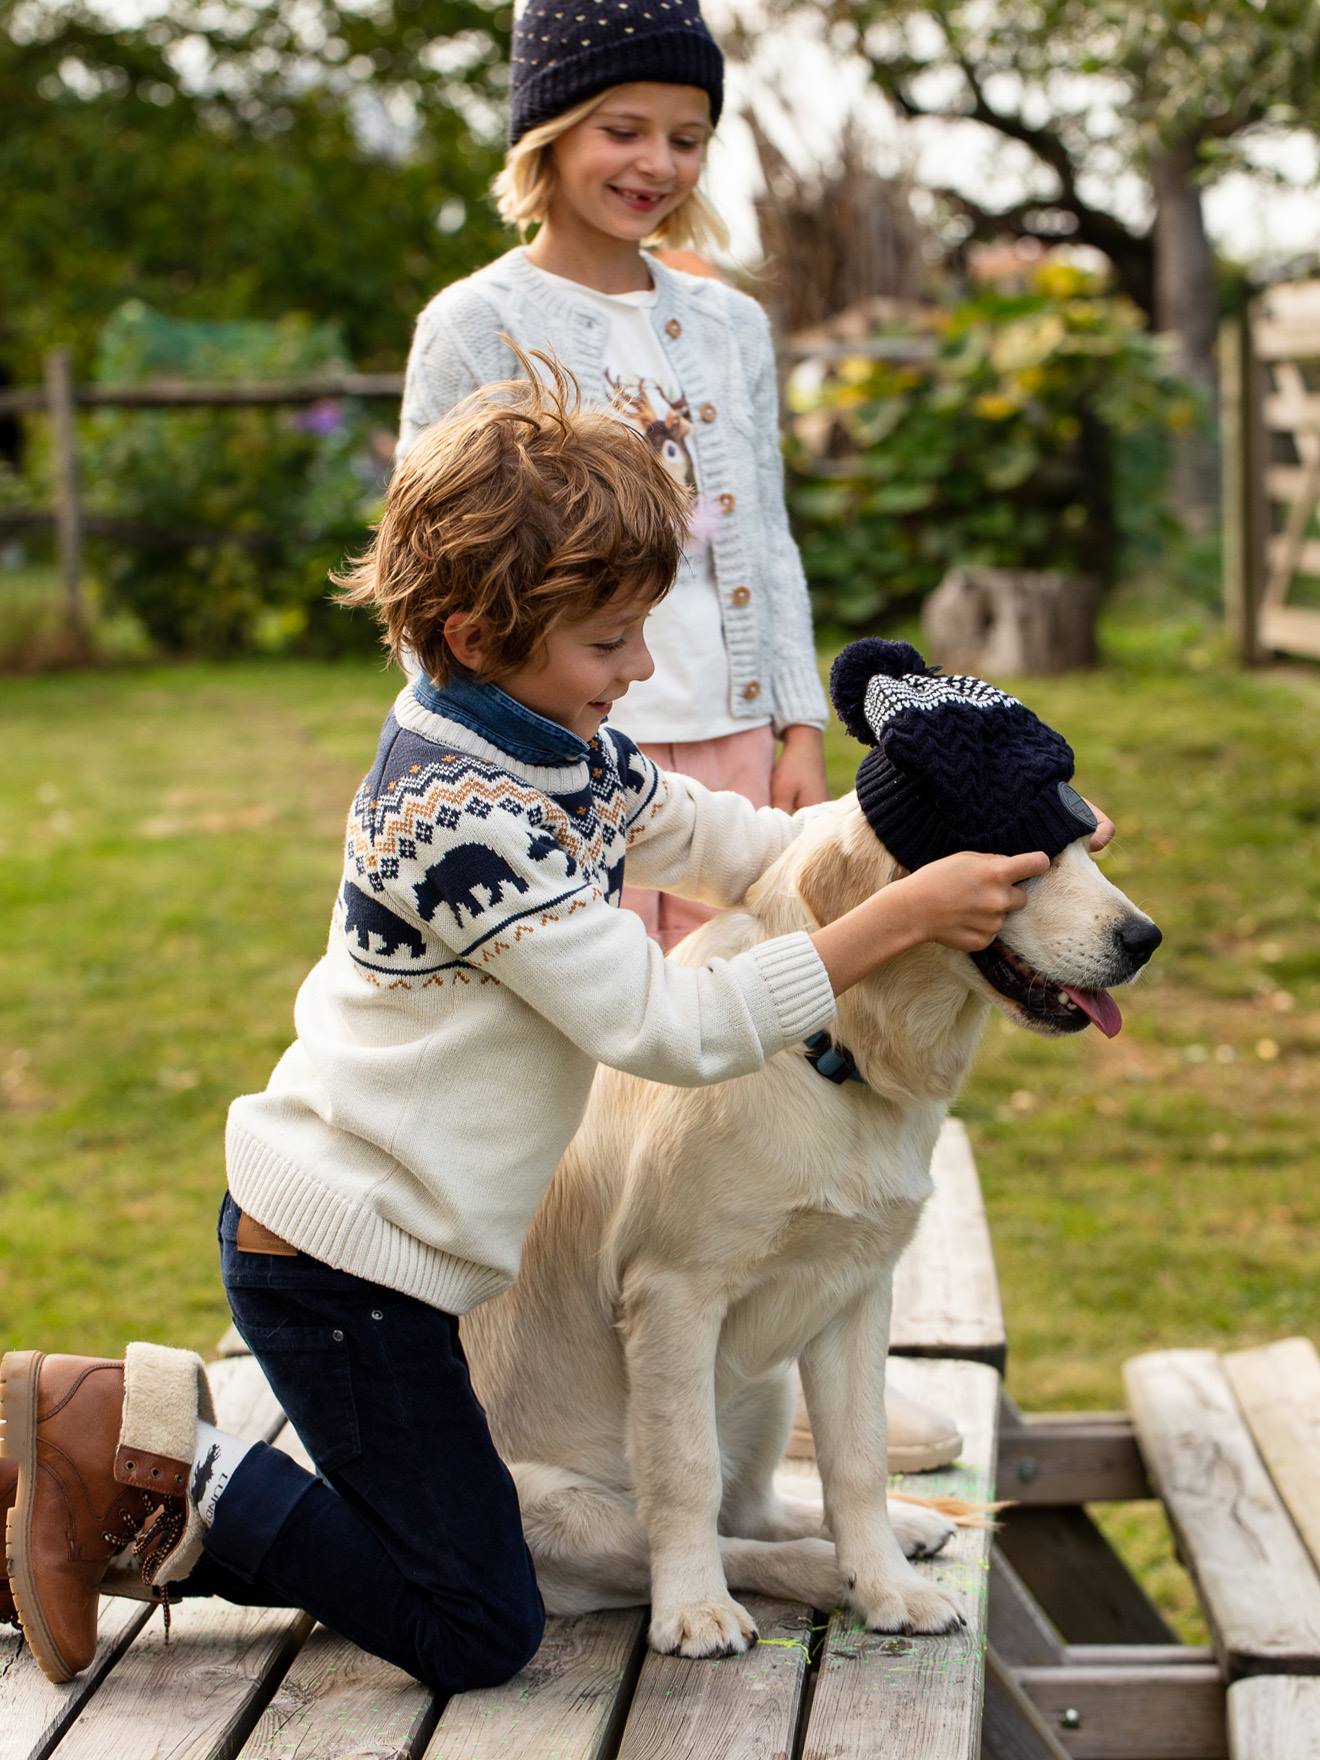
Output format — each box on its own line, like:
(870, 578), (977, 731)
(1227, 1675), (1320, 1760)
(239, 1622), (437, 1760)
(425, 1609), (645, 1760)
(891, 1120), (1006, 1369)
(615, 1597), (812, 1760)
(1223, 1337), (1320, 1578)
(800, 1357), (999, 1760)
(1125, 1349), (1320, 1679)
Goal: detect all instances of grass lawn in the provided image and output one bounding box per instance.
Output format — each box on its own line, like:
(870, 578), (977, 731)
(3, 605), (1317, 1635)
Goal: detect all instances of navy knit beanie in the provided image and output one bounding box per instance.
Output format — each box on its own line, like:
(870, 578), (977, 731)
(829, 639), (1098, 870)
(509, 0), (724, 145)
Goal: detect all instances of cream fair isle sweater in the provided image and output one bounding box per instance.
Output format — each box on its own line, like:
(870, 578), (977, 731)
(225, 673), (837, 1314)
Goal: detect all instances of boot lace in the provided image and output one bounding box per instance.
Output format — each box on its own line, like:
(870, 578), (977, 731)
(104, 1491), (185, 1642)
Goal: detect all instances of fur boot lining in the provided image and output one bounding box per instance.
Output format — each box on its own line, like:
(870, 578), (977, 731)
(120, 1343), (218, 1586)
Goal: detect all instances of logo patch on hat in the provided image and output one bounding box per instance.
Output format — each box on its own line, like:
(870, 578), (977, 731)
(1057, 782), (1098, 831)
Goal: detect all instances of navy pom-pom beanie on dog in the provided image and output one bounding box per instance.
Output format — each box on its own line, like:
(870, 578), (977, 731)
(509, 0), (724, 145)
(829, 638), (1097, 870)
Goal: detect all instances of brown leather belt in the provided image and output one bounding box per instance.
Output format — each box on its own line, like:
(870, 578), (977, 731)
(235, 1209), (300, 1257)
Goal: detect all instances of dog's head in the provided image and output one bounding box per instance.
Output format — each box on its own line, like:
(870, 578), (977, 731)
(741, 640), (1160, 1099)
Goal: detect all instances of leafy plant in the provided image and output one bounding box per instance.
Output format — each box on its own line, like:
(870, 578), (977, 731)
(784, 266), (1198, 631)
(78, 302), (384, 655)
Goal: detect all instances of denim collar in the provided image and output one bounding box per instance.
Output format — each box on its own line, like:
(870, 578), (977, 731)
(413, 671), (590, 767)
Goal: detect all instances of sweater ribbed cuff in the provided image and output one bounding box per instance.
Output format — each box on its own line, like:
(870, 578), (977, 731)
(772, 663), (830, 735)
(739, 931), (836, 1050)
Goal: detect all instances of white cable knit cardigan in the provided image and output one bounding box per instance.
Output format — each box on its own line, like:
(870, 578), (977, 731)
(226, 677), (836, 1315)
(397, 247), (829, 735)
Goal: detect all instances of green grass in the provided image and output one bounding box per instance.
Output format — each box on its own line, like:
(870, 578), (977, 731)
(2, 602), (1317, 1639)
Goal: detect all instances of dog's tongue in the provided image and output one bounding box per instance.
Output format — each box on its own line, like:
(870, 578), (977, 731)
(1062, 984), (1123, 1038)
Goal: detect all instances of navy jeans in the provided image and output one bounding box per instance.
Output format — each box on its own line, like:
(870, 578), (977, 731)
(177, 1195), (544, 1693)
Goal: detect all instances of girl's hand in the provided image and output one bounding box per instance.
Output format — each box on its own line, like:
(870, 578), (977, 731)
(1083, 797), (1115, 852)
(895, 849), (1051, 952)
(772, 725), (829, 812)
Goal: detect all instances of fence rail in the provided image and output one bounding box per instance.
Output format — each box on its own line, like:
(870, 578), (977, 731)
(2, 350), (405, 655)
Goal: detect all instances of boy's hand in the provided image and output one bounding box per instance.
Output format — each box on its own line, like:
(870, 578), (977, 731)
(772, 725), (829, 812)
(896, 849), (1052, 952)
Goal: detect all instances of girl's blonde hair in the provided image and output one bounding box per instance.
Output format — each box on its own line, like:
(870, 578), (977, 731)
(493, 87), (730, 255)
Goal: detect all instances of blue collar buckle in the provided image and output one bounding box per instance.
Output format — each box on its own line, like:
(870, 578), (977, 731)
(803, 1032), (865, 1085)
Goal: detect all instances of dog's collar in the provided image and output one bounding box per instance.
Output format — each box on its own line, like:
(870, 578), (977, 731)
(803, 1032), (865, 1086)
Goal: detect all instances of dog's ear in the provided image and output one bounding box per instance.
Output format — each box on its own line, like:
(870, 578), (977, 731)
(797, 816), (900, 928)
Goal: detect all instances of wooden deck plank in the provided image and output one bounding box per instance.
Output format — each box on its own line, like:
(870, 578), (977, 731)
(423, 1608), (646, 1760)
(1125, 1349), (1320, 1679)
(1223, 1338), (1320, 1577)
(799, 1357), (999, 1760)
(614, 1597), (813, 1760)
(891, 1120), (1006, 1370)
(0, 1355), (290, 1760)
(49, 1600), (313, 1760)
(237, 1624), (437, 1760)
(1227, 1676), (1320, 1759)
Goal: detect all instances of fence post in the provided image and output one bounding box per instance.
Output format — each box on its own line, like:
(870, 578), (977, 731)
(1219, 308), (1264, 665)
(44, 348), (87, 649)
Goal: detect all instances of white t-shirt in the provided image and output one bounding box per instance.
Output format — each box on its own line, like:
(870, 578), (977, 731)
(527, 265), (767, 744)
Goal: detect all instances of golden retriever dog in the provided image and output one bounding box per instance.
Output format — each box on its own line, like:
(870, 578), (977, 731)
(462, 795), (1160, 1659)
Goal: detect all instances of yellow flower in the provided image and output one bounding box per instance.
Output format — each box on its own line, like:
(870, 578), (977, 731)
(974, 393), (1018, 421)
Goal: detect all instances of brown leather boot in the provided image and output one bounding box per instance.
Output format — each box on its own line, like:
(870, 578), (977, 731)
(0, 1455), (18, 1628)
(0, 1351), (191, 1683)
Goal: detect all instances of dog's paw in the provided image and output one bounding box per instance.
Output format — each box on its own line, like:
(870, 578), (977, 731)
(887, 1497), (956, 1561)
(649, 1596), (759, 1659)
(852, 1576), (965, 1637)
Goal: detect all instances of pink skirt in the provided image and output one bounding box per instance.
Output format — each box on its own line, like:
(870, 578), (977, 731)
(620, 724), (776, 952)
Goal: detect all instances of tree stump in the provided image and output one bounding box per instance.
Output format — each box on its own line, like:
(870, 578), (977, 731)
(920, 566), (1101, 677)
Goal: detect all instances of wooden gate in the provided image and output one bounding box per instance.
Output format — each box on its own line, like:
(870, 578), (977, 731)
(1222, 279), (1320, 663)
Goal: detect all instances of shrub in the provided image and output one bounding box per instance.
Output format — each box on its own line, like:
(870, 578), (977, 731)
(79, 302), (384, 656)
(785, 266), (1199, 631)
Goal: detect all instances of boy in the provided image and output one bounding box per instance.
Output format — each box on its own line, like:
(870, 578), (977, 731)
(1, 356), (1047, 1689)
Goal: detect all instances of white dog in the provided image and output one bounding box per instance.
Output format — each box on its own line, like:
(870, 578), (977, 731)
(462, 793), (1159, 1658)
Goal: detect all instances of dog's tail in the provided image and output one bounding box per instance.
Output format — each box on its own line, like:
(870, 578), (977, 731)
(888, 1489), (1010, 1529)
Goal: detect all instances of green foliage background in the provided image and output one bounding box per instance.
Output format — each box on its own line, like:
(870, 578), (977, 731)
(78, 303), (382, 655)
(0, 0), (511, 385)
(785, 267), (1198, 632)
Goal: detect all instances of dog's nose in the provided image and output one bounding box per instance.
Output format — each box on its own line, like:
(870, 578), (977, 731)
(1116, 917), (1162, 968)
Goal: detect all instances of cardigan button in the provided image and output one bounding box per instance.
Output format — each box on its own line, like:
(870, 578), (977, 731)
(742, 680), (761, 701)
(575, 805), (587, 816)
(699, 402), (717, 423)
(730, 584), (751, 606)
(718, 491), (736, 512)
(665, 318), (682, 338)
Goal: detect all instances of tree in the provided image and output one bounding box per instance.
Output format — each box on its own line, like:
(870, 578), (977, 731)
(0, 0), (512, 384)
(740, 0), (1320, 519)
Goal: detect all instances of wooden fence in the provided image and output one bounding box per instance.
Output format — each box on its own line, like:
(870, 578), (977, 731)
(0, 350), (404, 650)
(1221, 280), (1320, 664)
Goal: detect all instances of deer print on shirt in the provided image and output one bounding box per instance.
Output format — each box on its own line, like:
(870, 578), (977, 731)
(604, 372), (695, 490)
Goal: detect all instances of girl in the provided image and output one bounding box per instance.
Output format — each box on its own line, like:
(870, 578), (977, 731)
(396, 0), (964, 1475)
(398, 0), (830, 954)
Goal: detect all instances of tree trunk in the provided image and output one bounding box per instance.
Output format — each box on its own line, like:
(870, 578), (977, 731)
(1150, 140), (1220, 526)
(920, 567), (1101, 676)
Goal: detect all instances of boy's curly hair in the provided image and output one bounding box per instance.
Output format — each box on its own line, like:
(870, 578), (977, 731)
(335, 345), (691, 684)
